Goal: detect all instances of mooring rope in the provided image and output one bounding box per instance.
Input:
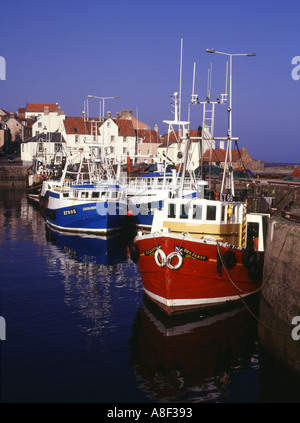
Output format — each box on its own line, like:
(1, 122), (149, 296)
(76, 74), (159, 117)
(217, 241), (291, 336)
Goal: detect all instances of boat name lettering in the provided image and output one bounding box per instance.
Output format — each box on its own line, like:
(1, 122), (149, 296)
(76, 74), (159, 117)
(175, 245), (208, 261)
(144, 245), (161, 256)
(82, 206), (97, 211)
(220, 193), (234, 202)
(63, 208), (77, 216)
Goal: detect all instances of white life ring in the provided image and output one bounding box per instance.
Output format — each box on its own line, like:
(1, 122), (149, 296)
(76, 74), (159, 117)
(167, 251), (183, 270)
(154, 249), (167, 267)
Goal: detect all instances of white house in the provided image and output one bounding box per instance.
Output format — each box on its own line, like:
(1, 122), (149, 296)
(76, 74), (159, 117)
(60, 114), (146, 164)
(32, 108), (65, 136)
(158, 126), (215, 170)
(25, 103), (60, 120)
(22, 111), (163, 167)
(21, 132), (66, 170)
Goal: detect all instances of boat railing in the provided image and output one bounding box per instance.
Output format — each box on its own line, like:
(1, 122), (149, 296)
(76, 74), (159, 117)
(126, 176), (195, 190)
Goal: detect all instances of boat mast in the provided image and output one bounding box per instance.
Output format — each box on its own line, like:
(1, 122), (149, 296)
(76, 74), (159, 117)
(191, 59), (235, 197)
(163, 38), (190, 193)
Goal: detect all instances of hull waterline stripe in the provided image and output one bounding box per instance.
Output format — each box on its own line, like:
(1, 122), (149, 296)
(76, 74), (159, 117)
(143, 287), (259, 308)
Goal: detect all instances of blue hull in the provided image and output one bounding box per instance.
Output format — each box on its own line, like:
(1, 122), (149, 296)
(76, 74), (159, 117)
(45, 201), (128, 234)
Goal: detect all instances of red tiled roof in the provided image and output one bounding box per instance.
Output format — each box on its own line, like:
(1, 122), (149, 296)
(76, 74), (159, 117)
(136, 129), (161, 143)
(161, 129), (199, 142)
(64, 116), (103, 135)
(0, 107), (10, 115)
(203, 148), (241, 162)
(26, 103), (58, 113)
(119, 115), (149, 130)
(115, 119), (136, 137)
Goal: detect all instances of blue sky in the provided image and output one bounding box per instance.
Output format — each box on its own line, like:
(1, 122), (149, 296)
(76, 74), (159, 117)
(1, 0), (300, 162)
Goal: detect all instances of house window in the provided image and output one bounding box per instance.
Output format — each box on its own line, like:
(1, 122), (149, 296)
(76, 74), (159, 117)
(38, 122), (42, 127)
(54, 143), (62, 152)
(75, 135), (79, 143)
(123, 137), (126, 142)
(111, 135), (115, 142)
(123, 147), (127, 154)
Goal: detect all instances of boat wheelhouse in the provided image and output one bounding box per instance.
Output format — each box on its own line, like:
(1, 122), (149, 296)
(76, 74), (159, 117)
(127, 164), (196, 229)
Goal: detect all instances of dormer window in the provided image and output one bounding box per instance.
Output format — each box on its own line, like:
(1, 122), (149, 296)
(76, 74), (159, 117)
(74, 127), (78, 132)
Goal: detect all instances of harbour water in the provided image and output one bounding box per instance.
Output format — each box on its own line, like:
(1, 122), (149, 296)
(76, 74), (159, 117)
(1, 187), (300, 403)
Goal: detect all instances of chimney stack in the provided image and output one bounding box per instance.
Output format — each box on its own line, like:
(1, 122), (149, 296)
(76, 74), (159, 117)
(44, 106), (49, 115)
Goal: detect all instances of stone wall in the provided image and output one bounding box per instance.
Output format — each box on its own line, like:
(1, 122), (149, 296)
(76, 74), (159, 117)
(258, 217), (300, 375)
(0, 164), (27, 185)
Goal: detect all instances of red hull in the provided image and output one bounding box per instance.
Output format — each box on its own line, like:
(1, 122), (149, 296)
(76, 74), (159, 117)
(134, 233), (262, 315)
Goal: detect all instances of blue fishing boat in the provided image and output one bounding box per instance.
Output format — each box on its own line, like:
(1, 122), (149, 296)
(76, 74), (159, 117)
(40, 148), (127, 234)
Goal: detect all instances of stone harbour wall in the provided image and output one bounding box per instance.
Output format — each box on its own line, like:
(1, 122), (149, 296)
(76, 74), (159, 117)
(258, 217), (300, 375)
(0, 164), (27, 186)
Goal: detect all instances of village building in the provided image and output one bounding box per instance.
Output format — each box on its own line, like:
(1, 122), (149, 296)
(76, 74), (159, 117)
(33, 106), (65, 136)
(158, 127), (214, 170)
(25, 103), (60, 120)
(21, 132), (66, 170)
(202, 146), (257, 171)
(0, 121), (10, 151)
(136, 126), (161, 159)
(0, 108), (9, 120)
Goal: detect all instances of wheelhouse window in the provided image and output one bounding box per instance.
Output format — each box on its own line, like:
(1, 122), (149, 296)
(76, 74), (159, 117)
(221, 206), (226, 222)
(92, 192), (100, 198)
(111, 191), (118, 199)
(193, 204), (203, 220)
(168, 203), (176, 218)
(180, 203), (189, 219)
(207, 205), (216, 221)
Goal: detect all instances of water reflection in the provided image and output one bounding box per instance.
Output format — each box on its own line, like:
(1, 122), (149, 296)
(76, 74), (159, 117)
(129, 297), (259, 403)
(45, 226), (130, 265)
(43, 226), (142, 340)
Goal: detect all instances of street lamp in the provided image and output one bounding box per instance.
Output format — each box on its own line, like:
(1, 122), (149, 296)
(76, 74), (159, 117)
(87, 95), (120, 119)
(205, 48), (255, 195)
(205, 49), (255, 137)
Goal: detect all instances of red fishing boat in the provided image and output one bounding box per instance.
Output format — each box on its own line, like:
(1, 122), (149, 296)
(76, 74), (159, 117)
(130, 46), (269, 315)
(131, 198), (268, 315)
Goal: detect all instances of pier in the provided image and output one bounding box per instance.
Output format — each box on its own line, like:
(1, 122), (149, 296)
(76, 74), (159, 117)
(0, 159), (27, 186)
(258, 217), (300, 376)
